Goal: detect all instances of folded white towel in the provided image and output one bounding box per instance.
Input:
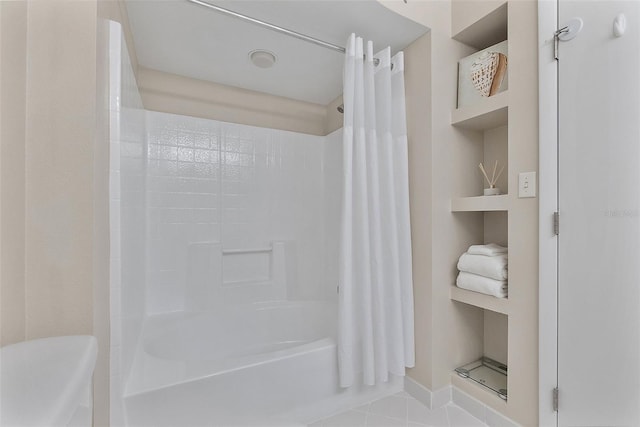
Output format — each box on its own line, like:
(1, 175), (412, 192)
(457, 253), (508, 281)
(456, 271), (507, 298)
(467, 243), (508, 257)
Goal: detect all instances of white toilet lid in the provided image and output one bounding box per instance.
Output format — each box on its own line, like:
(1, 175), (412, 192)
(0, 335), (97, 427)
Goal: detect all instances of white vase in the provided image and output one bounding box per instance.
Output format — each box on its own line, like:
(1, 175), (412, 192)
(484, 187), (501, 196)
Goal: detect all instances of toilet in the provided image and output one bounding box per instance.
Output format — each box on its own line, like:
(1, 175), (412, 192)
(0, 336), (98, 427)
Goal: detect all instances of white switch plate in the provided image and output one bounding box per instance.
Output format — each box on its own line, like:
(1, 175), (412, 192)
(519, 172), (536, 198)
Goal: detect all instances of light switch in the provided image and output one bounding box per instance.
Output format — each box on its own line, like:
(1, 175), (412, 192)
(519, 172), (536, 198)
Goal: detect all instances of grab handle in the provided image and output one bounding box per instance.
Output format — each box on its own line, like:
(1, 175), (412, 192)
(222, 246), (272, 255)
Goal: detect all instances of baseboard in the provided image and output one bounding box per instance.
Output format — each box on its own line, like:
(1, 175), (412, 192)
(452, 386), (520, 427)
(404, 377), (519, 426)
(403, 377), (450, 410)
(432, 384), (452, 408)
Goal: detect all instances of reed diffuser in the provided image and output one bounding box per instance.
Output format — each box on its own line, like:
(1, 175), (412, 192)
(479, 160), (504, 196)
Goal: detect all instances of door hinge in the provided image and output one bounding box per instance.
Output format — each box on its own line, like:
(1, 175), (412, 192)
(553, 212), (560, 235)
(553, 387), (559, 412)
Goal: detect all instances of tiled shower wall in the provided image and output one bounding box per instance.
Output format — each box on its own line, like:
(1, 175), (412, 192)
(145, 112), (332, 314)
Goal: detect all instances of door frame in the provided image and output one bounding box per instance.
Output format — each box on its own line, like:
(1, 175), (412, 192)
(538, 1), (559, 426)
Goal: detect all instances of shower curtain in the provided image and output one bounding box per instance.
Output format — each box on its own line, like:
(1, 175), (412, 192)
(338, 33), (415, 387)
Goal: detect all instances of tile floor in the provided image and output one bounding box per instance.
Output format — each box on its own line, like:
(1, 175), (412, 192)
(309, 392), (486, 427)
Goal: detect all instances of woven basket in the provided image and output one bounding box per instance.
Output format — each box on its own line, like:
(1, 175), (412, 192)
(470, 52), (508, 97)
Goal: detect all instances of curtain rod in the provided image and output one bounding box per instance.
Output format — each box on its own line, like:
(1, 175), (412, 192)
(186, 0), (347, 54)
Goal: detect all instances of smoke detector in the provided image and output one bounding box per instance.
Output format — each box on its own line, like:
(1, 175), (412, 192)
(249, 50), (277, 68)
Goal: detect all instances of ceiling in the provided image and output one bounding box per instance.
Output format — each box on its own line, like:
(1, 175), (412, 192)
(125, 0), (429, 106)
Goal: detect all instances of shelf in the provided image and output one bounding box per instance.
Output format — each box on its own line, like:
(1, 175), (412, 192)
(455, 357), (507, 399)
(451, 286), (509, 315)
(451, 195), (508, 212)
(451, 371), (508, 411)
(452, 359), (508, 409)
(452, 91), (508, 130)
(452, 1), (508, 50)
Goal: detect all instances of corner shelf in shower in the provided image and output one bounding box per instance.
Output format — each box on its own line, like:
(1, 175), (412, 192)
(451, 195), (509, 212)
(450, 287), (509, 315)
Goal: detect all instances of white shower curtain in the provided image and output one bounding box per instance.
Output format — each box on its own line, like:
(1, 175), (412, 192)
(338, 34), (415, 387)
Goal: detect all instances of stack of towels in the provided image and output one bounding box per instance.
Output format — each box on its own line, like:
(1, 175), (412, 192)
(456, 243), (508, 298)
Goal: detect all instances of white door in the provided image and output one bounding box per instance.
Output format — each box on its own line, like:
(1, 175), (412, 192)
(558, 1), (640, 426)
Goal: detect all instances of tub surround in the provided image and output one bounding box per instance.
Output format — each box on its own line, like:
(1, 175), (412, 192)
(108, 18), (367, 425)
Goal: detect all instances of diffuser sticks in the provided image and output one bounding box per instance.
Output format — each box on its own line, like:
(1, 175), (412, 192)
(479, 160), (504, 196)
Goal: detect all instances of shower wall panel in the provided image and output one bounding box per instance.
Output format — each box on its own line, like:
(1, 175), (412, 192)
(108, 21), (146, 426)
(145, 112), (328, 313)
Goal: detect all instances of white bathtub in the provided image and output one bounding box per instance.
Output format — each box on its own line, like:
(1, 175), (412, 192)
(145, 300), (336, 364)
(124, 301), (402, 426)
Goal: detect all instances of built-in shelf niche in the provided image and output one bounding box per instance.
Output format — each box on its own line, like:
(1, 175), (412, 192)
(452, 124), (508, 205)
(451, 306), (509, 407)
(448, 0), (537, 422)
(450, 193), (509, 408)
(452, 1), (508, 50)
(451, 210), (508, 311)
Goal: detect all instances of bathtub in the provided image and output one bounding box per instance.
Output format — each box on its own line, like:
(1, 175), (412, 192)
(124, 300), (401, 426)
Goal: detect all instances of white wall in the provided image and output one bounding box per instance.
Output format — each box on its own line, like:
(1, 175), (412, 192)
(0, 2), (112, 425)
(0, 0), (27, 347)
